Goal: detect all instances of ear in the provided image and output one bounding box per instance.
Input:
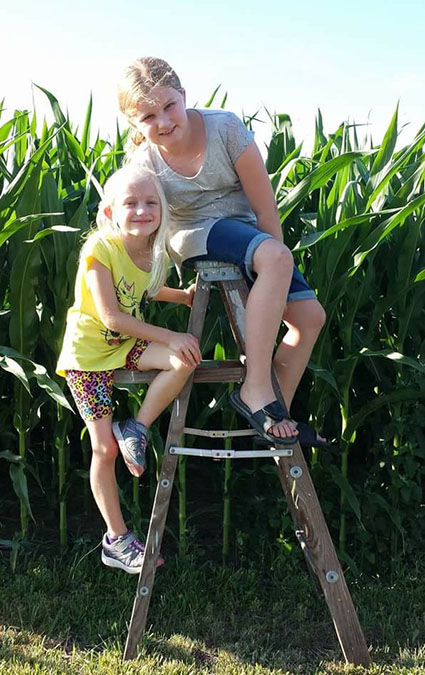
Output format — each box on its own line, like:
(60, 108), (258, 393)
(103, 205), (113, 221)
(180, 88), (186, 105)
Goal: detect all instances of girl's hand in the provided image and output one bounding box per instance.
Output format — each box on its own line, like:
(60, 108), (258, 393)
(168, 332), (202, 367)
(183, 283), (196, 307)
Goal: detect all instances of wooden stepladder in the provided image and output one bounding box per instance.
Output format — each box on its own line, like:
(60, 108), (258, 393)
(117, 261), (371, 666)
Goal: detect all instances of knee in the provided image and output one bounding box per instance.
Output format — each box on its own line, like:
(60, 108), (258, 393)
(253, 239), (293, 275)
(92, 439), (118, 463)
(170, 356), (196, 377)
(296, 300), (326, 336)
(283, 299), (326, 340)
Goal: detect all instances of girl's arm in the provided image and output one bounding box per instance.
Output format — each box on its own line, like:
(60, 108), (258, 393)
(154, 284), (195, 307)
(234, 142), (283, 243)
(87, 260), (201, 365)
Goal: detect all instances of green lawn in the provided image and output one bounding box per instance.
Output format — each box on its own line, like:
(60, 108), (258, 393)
(1, 545), (425, 674)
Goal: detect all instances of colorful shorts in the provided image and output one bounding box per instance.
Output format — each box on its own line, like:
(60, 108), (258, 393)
(65, 339), (150, 422)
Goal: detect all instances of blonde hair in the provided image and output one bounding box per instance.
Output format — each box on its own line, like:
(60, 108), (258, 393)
(118, 56), (182, 151)
(96, 166), (169, 298)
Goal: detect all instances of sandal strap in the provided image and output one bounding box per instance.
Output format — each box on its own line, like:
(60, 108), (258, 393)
(252, 408), (282, 435)
(262, 400), (286, 421)
(229, 390), (296, 446)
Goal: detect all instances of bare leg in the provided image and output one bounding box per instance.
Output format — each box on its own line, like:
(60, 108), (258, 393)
(86, 346), (193, 536)
(135, 342), (195, 427)
(273, 298), (326, 410)
(86, 416), (127, 537)
(239, 238), (296, 439)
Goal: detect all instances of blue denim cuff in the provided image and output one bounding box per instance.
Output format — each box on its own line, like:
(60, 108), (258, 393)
(244, 232), (273, 282)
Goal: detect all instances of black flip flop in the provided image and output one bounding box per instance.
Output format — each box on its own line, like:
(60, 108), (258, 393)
(229, 391), (297, 446)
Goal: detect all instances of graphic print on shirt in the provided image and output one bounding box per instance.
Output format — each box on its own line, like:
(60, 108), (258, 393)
(138, 290), (149, 318)
(99, 276), (138, 345)
(100, 327), (123, 346)
(115, 276), (137, 309)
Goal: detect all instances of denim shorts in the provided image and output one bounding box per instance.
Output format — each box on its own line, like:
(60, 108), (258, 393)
(184, 218), (316, 302)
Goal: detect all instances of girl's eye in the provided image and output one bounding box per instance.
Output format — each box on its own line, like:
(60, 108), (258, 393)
(165, 102), (175, 111)
(147, 201), (158, 206)
(143, 114), (154, 122)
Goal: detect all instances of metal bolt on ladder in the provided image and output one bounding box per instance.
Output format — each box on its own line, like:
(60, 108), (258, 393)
(113, 261), (371, 667)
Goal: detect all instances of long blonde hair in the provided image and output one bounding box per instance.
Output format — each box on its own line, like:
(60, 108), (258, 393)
(118, 56), (182, 153)
(96, 166), (169, 298)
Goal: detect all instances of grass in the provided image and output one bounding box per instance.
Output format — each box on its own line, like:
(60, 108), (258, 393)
(1, 545), (425, 674)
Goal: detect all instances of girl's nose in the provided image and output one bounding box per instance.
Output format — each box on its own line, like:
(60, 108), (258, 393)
(136, 207), (145, 215)
(157, 113), (169, 130)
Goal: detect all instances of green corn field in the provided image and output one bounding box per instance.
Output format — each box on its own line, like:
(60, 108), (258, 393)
(0, 89), (424, 573)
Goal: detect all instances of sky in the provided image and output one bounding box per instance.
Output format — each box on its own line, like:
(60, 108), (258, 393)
(2, 0), (425, 155)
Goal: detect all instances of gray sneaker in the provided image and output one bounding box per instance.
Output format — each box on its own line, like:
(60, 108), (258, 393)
(101, 531), (164, 574)
(112, 418), (148, 477)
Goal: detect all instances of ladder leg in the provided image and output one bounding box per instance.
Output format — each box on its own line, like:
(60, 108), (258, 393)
(219, 278), (371, 667)
(274, 448), (370, 665)
(123, 276), (211, 660)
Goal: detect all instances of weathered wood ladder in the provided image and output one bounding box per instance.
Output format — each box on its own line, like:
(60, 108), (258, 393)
(116, 261), (371, 666)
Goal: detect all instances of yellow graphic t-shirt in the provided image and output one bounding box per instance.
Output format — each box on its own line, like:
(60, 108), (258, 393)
(57, 232), (150, 376)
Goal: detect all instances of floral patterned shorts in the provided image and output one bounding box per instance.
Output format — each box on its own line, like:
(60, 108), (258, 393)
(65, 339), (150, 422)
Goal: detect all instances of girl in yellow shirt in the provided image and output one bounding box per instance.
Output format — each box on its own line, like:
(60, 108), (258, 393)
(57, 166), (201, 573)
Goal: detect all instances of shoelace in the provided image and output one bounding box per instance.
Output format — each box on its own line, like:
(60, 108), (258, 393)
(128, 538), (145, 554)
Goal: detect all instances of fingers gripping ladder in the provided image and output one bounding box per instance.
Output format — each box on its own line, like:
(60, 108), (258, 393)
(116, 262), (370, 666)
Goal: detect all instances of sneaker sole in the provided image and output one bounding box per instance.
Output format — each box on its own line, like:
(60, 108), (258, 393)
(112, 422), (145, 477)
(101, 551), (141, 574)
(101, 550), (165, 573)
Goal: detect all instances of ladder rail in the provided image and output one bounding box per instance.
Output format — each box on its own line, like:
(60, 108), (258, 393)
(123, 274), (211, 660)
(219, 274), (370, 666)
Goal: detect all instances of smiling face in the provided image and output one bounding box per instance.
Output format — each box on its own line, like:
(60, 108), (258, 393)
(132, 85), (188, 149)
(105, 175), (161, 241)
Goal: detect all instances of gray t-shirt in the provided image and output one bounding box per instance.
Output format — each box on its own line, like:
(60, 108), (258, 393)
(132, 109), (257, 266)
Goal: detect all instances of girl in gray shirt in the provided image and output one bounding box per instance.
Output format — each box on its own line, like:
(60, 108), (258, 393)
(118, 56), (326, 447)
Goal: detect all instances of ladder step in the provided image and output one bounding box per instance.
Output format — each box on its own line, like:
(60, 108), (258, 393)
(169, 446), (293, 459)
(114, 359), (245, 385)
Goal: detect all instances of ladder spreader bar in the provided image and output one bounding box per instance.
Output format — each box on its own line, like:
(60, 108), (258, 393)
(183, 427), (257, 438)
(169, 446), (293, 459)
